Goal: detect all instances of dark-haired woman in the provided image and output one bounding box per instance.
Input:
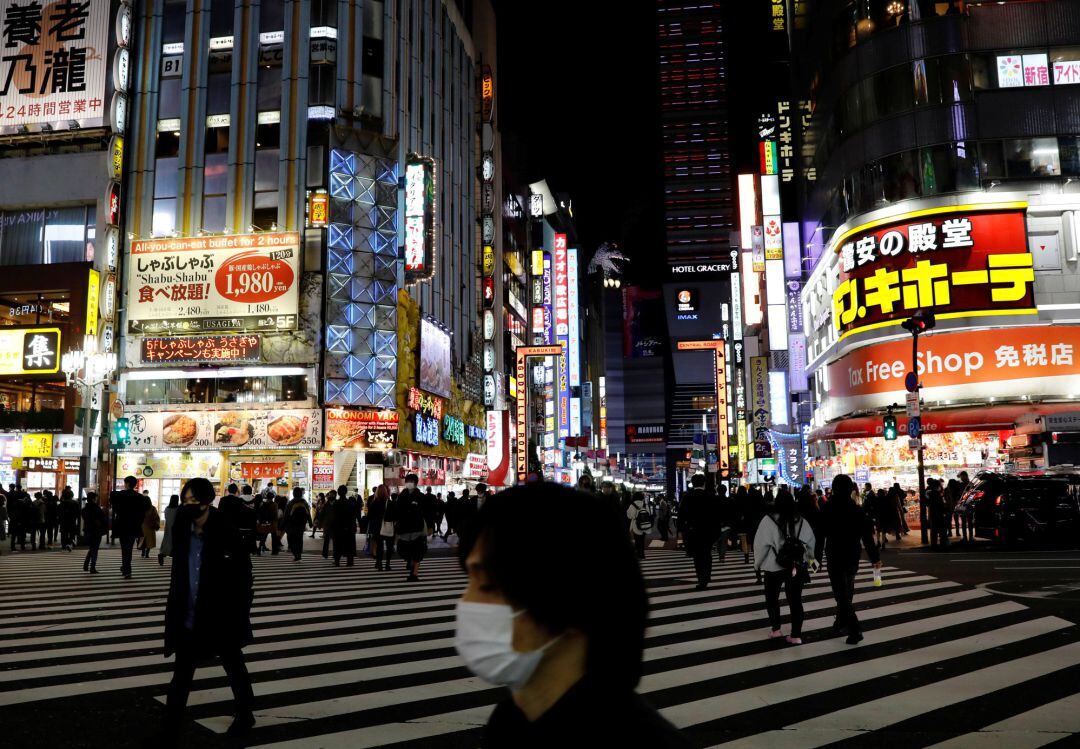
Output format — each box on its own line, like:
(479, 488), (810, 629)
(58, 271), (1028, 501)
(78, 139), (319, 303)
(821, 473), (881, 645)
(156, 477), (254, 742)
(753, 486), (816, 645)
(458, 482), (690, 748)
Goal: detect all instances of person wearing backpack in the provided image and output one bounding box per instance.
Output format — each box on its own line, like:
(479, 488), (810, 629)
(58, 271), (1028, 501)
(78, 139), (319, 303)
(753, 487), (816, 645)
(284, 488), (312, 561)
(626, 491), (652, 560)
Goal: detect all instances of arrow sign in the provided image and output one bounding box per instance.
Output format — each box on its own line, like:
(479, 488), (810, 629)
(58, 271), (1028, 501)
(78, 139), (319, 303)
(908, 415), (921, 438)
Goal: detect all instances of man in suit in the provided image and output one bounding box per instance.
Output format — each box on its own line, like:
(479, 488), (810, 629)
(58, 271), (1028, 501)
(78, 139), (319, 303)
(157, 477), (255, 743)
(111, 476), (150, 578)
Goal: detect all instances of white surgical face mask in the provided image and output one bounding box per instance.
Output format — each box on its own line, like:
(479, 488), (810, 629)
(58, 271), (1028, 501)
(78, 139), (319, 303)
(454, 601), (561, 690)
(406, 481), (418, 490)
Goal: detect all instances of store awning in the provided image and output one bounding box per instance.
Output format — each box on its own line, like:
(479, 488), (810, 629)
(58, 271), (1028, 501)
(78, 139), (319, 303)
(809, 403), (1080, 442)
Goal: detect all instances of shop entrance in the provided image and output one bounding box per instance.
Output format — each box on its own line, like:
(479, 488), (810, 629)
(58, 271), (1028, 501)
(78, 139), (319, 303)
(225, 451), (309, 497)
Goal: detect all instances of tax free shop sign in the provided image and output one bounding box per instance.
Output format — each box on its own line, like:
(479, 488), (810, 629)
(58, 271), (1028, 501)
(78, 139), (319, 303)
(821, 325), (1080, 422)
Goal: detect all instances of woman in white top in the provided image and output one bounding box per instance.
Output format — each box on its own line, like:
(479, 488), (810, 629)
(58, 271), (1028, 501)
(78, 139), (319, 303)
(753, 487), (816, 645)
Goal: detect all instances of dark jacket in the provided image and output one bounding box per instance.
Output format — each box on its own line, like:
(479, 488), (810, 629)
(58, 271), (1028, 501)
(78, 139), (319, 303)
(483, 674), (690, 748)
(367, 495), (387, 531)
(821, 500), (880, 569)
(82, 502), (107, 537)
(284, 498), (311, 532)
(111, 489), (150, 537)
(395, 488), (427, 535)
(678, 487), (719, 547)
(59, 497), (80, 530)
(164, 507), (254, 657)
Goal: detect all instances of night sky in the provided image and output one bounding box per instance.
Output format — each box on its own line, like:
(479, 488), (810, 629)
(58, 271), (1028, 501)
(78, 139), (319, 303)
(493, 1), (664, 283)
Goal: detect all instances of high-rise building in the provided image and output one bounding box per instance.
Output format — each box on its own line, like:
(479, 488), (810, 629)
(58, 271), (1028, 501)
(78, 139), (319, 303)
(658, 1), (738, 493)
(0, 0), (132, 497)
(113, 0), (490, 505)
(795, 0), (1080, 491)
(658, 1), (733, 261)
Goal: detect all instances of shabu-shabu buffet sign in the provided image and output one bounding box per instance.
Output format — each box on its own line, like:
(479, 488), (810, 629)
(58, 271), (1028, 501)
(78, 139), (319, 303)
(124, 408), (322, 451)
(126, 232), (301, 334)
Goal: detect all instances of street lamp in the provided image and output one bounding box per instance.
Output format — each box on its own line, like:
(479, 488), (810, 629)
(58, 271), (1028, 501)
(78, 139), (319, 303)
(62, 335), (117, 499)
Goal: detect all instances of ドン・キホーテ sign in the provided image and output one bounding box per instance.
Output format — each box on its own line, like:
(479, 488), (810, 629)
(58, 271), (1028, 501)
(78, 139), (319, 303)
(832, 207), (1033, 339)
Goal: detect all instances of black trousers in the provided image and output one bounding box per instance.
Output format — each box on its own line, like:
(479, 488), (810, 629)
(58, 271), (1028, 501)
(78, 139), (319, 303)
(286, 529), (303, 559)
(633, 533), (646, 559)
(10, 526), (24, 550)
(374, 535), (394, 567)
(689, 543), (712, 585)
(61, 527), (76, 548)
(119, 535), (136, 576)
(166, 634), (253, 726)
(828, 563), (860, 634)
(322, 532), (332, 558)
(763, 569), (805, 637)
(84, 534), (101, 570)
(35, 526), (45, 549)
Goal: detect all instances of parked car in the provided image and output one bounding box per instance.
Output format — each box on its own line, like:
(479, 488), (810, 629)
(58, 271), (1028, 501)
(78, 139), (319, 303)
(957, 472), (1080, 544)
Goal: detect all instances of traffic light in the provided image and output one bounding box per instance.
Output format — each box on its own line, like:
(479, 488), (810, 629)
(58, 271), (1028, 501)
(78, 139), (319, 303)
(901, 310), (936, 335)
(883, 407), (897, 441)
(113, 417), (130, 448)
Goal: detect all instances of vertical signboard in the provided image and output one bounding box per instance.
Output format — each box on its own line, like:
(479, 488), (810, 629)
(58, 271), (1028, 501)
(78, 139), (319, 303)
(542, 255), (553, 345)
(714, 348), (729, 472)
(554, 237), (569, 439)
(749, 355), (772, 457)
(515, 345), (564, 483)
(403, 154), (436, 282)
(567, 247), (581, 388)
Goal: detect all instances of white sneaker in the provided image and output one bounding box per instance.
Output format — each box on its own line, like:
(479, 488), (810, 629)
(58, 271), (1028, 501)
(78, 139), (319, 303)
(768, 629), (785, 639)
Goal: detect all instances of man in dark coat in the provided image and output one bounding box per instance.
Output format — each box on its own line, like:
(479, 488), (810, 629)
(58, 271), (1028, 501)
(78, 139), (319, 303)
(112, 476), (150, 578)
(821, 473), (881, 645)
(283, 488), (311, 560)
(7, 484), (27, 551)
(678, 474), (720, 590)
(332, 486), (358, 567)
(159, 477), (254, 741)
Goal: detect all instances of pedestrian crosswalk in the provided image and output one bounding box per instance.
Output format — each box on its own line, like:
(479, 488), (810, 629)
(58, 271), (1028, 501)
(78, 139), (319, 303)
(1, 544), (1079, 747)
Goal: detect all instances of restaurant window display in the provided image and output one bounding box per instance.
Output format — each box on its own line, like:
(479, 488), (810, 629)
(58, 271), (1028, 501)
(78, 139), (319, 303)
(227, 453), (308, 496)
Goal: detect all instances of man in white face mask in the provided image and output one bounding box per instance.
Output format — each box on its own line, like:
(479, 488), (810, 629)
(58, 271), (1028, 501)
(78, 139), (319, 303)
(455, 483), (690, 748)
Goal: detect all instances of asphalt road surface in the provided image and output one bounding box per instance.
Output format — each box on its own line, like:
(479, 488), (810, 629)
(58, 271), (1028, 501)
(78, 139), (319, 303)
(1, 537), (1079, 748)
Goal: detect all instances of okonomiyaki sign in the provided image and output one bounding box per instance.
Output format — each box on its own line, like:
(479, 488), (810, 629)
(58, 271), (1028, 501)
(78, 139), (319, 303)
(831, 207), (1034, 339)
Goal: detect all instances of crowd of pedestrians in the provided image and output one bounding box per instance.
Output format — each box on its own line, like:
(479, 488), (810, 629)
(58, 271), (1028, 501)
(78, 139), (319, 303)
(0, 470), (965, 746)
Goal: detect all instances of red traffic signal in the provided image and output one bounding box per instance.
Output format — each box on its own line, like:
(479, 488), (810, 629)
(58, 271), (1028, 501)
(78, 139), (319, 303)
(901, 310), (936, 334)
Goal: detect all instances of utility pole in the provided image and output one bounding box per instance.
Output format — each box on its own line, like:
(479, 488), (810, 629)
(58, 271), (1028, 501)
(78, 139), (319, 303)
(902, 311), (935, 545)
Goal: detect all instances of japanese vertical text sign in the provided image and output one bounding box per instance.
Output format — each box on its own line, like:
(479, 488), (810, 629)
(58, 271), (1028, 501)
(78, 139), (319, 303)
(714, 347), (729, 470)
(553, 234), (570, 438)
(126, 233), (300, 334)
(0, 0), (109, 128)
(515, 345), (564, 482)
(403, 153), (436, 282)
(832, 206), (1034, 340)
